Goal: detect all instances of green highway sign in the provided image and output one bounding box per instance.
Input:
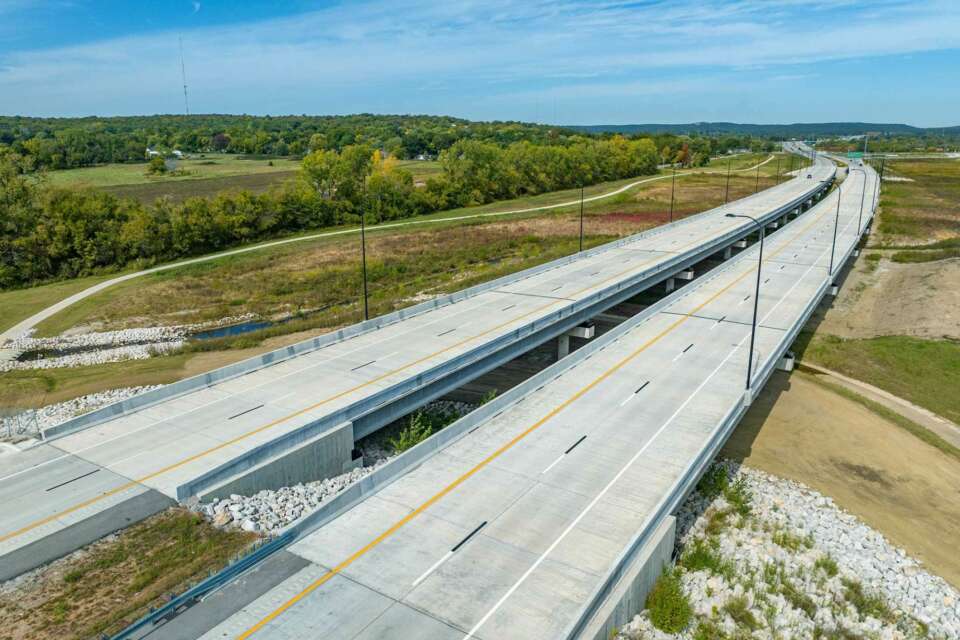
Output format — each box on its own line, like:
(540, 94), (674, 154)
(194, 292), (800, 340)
(847, 151), (864, 159)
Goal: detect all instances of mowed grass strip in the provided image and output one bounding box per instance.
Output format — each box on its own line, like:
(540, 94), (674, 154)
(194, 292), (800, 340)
(0, 509), (256, 640)
(798, 334), (960, 425)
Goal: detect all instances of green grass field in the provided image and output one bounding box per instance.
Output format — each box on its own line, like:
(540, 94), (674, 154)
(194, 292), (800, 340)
(45, 154), (303, 188)
(43, 155), (444, 205)
(873, 157), (960, 244)
(797, 335), (960, 425)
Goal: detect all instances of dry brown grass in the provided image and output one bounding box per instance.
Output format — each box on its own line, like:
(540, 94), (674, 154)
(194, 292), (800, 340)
(0, 509), (256, 640)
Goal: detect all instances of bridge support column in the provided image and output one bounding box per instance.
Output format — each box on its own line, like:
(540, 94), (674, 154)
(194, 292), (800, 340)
(557, 323), (596, 360)
(733, 239), (748, 249)
(723, 246), (732, 260)
(665, 277), (676, 293)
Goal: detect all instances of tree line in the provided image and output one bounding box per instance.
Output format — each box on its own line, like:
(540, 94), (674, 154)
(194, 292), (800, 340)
(0, 113), (770, 171)
(0, 136), (661, 288)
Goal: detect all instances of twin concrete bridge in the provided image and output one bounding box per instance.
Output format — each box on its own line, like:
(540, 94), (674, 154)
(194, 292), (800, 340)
(0, 145), (877, 639)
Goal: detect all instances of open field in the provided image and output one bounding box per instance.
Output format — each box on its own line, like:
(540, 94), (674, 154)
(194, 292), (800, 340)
(725, 370), (960, 588)
(872, 157), (960, 245)
(43, 156), (444, 204)
(0, 509), (255, 640)
(45, 154), (302, 188)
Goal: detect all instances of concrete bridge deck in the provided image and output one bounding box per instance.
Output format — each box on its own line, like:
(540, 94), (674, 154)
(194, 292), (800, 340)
(0, 156), (835, 581)
(186, 162), (876, 640)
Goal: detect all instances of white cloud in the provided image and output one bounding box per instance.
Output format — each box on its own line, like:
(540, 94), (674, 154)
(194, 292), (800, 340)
(0, 0), (957, 118)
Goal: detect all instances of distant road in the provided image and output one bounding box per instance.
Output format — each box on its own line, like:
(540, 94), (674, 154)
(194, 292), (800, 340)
(0, 155), (774, 344)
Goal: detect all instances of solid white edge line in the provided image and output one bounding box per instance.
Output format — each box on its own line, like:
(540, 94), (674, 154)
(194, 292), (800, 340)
(462, 167), (867, 640)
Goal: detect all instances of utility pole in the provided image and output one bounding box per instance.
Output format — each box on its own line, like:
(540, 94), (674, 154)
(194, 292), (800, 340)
(668, 166), (676, 223)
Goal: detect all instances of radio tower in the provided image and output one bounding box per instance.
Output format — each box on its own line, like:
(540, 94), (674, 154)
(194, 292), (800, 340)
(179, 35), (190, 115)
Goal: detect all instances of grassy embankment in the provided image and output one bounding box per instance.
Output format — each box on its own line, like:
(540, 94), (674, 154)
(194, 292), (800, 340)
(0, 510), (256, 640)
(0, 153), (790, 410)
(796, 157), (960, 422)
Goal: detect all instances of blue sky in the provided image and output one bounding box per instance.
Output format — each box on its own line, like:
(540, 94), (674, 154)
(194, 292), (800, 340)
(1, 0), (958, 126)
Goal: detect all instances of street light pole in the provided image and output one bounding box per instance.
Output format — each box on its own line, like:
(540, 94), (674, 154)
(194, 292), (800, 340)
(855, 168), (866, 235)
(724, 156), (732, 203)
(725, 213), (765, 394)
(360, 209), (369, 321)
(669, 166), (676, 223)
(828, 183), (843, 276)
(579, 184), (585, 252)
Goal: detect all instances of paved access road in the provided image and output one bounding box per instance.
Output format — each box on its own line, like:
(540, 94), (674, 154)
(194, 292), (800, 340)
(194, 162), (875, 640)
(0, 156), (830, 578)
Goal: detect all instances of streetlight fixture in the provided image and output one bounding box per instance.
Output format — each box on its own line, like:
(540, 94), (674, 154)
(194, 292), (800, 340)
(725, 213), (765, 395)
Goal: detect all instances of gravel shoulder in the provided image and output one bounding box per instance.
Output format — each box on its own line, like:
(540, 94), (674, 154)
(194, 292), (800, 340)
(723, 370), (960, 589)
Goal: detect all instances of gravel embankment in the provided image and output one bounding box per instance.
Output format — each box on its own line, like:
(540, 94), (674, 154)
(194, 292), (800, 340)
(1, 385), (162, 442)
(0, 314), (256, 371)
(194, 399), (477, 533)
(618, 461), (959, 639)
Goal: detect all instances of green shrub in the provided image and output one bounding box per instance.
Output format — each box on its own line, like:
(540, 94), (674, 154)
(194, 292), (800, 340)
(723, 476), (752, 517)
(723, 595), (758, 630)
(697, 465), (729, 498)
(387, 411), (436, 453)
(814, 555), (839, 577)
(679, 538), (734, 580)
(646, 569), (692, 633)
(842, 578), (894, 622)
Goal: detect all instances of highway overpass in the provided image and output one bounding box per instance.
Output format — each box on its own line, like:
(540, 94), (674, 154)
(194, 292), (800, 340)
(0, 152), (835, 581)
(153, 153), (877, 640)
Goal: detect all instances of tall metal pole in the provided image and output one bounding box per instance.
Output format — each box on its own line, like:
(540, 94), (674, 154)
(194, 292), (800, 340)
(775, 156), (781, 185)
(579, 185), (584, 252)
(723, 157), (732, 203)
(360, 209), (369, 321)
(754, 161), (761, 193)
(828, 184), (842, 276)
(724, 213), (764, 393)
(856, 168), (866, 235)
(668, 166), (676, 223)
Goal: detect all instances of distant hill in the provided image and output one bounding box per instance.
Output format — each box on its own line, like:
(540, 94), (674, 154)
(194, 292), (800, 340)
(568, 122), (957, 137)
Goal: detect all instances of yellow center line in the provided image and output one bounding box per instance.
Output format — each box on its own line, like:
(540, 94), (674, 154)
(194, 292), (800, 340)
(236, 180), (836, 639)
(2, 201), (757, 545)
